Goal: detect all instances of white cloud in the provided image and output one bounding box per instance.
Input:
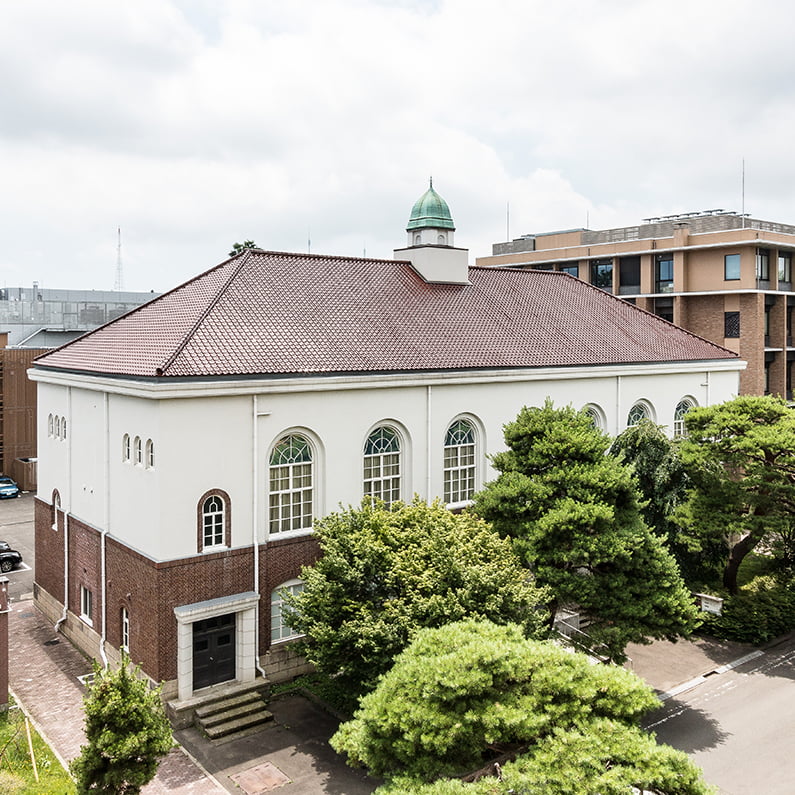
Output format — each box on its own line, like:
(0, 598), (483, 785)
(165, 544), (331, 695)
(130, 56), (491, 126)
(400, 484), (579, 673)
(2, 0), (795, 291)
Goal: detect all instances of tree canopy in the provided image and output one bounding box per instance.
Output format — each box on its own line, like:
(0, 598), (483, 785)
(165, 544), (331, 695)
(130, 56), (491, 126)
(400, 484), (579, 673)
(228, 240), (259, 257)
(678, 395), (795, 593)
(474, 401), (698, 660)
(285, 499), (548, 701)
(332, 620), (711, 795)
(70, 654), (173, 794)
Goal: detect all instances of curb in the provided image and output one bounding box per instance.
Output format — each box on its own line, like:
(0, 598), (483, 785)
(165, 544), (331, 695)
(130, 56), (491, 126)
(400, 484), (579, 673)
(657, 649), (765, 701)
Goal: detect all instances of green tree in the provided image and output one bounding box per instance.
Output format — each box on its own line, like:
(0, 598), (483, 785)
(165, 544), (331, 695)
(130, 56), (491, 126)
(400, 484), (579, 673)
(474, 401), (698, 661)
(70, 653), (173, 794)
(678, 395), (795, 594)
(610, 419), (722, 583)
(333, 621), (710, 794)
(228, 240), (259, 257)
(285, 499), (548, 701)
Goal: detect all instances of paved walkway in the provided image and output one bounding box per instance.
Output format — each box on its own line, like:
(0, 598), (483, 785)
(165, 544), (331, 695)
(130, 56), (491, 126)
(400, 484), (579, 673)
(10, 601), (225, 794)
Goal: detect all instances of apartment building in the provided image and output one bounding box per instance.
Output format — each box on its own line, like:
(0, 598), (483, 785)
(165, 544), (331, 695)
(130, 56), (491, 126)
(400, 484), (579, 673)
(478, 211), (795, 396)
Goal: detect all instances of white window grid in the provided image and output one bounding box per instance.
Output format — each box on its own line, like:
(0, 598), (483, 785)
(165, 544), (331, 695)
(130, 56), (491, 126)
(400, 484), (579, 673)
(80, 586), (93, 626)
(270, 581), (304, 643)
(269, 436), (313, 534)
(444, 420), (476, 504)
(627, 403), (650, 427)
(145, 439), (155, 469)
(674, 399), (695, 438)
(363, 427), (401, 506)
(122, 434), (130, 462)
(134, 436), (142, 465)
(202, 495), (225, 548)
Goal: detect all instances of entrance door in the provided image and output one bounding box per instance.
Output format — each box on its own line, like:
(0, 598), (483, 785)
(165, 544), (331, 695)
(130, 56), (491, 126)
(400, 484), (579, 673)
(192, 613), (236, 690)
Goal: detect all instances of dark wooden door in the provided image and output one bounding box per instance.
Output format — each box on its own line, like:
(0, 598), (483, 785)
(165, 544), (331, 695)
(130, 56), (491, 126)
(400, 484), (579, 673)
(192, 613), (236, 690)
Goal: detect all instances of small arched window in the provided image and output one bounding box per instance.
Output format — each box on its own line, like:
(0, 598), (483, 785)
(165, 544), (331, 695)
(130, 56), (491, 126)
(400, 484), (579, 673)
(54, 416), (61, 438)
(122, 434), (130, 462)
(202, 495), (225, 548)
(52, 490), (61, 531)
(414, 233), (422, 245)
(363, 426), (401, 506)
(48, 414), (54, 438)
(121, 607), (130, 652)
(444, 419), (476, 505)
(437, 233), (447, 244)
(145, 439), (155, 469)
(133, 436), (142, 465)
(269, 435), (313, 534)
(270, 580), (305, 643)
(583, 404), (606, 431)
(627, 402), (651, 428)
(61, 418), (67, 440)
(674, 398), (697, 437)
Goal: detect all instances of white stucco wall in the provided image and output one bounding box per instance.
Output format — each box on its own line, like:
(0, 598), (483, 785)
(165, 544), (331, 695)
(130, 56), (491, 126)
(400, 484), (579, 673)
(32, 361), (742, 562)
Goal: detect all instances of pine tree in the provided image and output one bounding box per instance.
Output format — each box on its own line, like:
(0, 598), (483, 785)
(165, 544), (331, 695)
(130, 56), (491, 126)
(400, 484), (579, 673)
(70, 653), (173, 794)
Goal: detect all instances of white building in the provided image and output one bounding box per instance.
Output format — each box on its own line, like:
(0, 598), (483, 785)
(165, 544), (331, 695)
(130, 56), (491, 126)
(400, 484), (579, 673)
(30, 183), (742, 710)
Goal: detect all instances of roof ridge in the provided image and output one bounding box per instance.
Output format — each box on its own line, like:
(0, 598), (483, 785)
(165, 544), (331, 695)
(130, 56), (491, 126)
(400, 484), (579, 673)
(156, 251), (254, 376)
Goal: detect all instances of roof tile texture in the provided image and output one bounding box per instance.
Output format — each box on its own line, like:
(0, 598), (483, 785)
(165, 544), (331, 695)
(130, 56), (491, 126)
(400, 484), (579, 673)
(35, 251), (737, 378)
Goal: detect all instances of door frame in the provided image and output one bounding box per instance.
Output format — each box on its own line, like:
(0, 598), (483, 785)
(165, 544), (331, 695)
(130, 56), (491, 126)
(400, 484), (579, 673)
(174, 591), (260, 702)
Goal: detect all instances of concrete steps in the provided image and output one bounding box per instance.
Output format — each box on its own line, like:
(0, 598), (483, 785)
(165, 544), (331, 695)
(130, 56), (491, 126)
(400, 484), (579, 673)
(194, 690), (274, 741)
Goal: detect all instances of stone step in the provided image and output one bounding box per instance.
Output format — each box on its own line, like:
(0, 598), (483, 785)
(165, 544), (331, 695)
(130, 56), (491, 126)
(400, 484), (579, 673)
(201, 709), (274, 740)
(194, 691), (263, 720)
(197, 700), (266, 729)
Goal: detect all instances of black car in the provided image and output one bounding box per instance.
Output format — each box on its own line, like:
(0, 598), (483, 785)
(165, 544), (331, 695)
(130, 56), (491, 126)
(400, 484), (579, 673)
(0, 541), (23, 573)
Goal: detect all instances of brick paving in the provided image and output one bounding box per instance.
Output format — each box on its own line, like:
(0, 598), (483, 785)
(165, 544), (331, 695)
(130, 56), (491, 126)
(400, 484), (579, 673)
(9, 600), (225, 794)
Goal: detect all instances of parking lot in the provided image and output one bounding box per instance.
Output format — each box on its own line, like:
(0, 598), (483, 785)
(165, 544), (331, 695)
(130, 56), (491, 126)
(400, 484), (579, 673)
(0, 490), (35, 601)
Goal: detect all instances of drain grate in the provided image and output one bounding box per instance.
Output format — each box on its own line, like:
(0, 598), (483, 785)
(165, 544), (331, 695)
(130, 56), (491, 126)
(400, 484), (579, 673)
(43, 639), (60, 646)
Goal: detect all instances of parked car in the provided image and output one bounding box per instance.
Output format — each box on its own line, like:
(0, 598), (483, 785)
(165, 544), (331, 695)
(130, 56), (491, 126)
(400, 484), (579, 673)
(0, 476), (20, 499)
(0, 541), (22, 573)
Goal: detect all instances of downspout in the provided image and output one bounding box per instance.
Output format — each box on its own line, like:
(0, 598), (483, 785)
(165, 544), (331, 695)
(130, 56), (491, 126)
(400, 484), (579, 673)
(99, 392), (109, 669)
(426, 386), (432, 499)
(55, 386), (72, 632)
(704, 370), (711, 405)
(252, 394), (266, 679)
(615, 375), (622, 435)
(54, 511), (69, 632)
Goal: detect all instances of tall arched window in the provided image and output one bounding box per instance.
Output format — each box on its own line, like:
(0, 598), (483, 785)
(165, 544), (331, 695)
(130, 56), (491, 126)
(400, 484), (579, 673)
(52, 490), (61, 531)
(61, 418), (67, 440)
(54, 416), (61, 438)
(145, 439), (155, 469)
(48, 414), (54, 438)
(444, 419), (476, 504)
(121, 607), (130, 652)
(122, 434), (130, 462)
(627, 402), (651, 428)
(270, 580), (304, 643)
(674, 398), (697, 437)
(363, 426), (401, 506)
(269, 435), (313, 534)
(202, 495), (225, 548)
(134, 436), (142, 465)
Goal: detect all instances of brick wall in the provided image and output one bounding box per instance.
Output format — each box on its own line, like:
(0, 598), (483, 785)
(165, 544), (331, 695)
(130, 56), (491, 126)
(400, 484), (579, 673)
(34, 497), (64, 602)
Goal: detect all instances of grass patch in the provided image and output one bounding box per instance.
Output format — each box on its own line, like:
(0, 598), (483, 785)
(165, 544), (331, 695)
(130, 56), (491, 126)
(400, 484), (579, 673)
(0, 700), (74, 794)
(736, 552), (776, 588)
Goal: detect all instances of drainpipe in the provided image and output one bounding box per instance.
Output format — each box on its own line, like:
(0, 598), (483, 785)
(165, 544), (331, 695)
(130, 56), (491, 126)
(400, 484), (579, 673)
(615, 375), (622, 435)
(704, 371), (711, 405)
(426, 386), (432, 499)
(252, 395), (266, 679)
(54, 511), (69, 632)
(98, 393), (109, 669)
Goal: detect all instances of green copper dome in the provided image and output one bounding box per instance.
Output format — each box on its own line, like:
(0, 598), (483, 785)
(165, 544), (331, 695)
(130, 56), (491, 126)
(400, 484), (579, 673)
(407, 179), (455, 231)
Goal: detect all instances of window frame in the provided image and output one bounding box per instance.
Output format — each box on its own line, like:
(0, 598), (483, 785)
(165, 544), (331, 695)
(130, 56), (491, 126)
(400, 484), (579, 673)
(673, 398), (696, 438)
(778, 252), (792, 283)
(145, 439), (155, 469)
(590, 258), (614, 292)
(197, 490), (231, 552)
(363, 425), (402, 507)
(268, 434), (314, 536)
(122, 434), (130, 462)
(626, 401), (652, 428)
(443, 418), (477, 506)
(133, 436), (142, 466)
(655, 253), (674, 293)
(270, 580), (305, 644)
(80, 585), (93, 626)
(724, 311), (740, 338)
(756, 248), (770, 281)
(121, 606), (130, 652)
(724, 253), (741, 281)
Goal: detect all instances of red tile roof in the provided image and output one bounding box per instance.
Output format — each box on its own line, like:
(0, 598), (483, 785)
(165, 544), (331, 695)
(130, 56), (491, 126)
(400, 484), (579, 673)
(34, 250), (737, 378)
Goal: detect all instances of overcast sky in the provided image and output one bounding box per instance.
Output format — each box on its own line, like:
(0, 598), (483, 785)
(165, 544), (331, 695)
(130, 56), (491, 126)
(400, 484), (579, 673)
(3, 0), (795, 293)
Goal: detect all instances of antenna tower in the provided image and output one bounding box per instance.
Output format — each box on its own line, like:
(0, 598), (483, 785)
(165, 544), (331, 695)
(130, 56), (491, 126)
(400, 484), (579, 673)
(114, 227), (124, 291)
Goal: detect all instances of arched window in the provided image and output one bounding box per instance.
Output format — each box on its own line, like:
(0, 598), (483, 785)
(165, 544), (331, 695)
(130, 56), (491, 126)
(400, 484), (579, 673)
(54, 416), (61, 438)
(48, 414), (54, 438)
(134, 436), (142, 465)
(437, 233), (447, 245)
(52, 490), (61, 531)
(674, 398), (697, 437)
(61, 417), (67, 440)
(122, 434), (130, 462)
(627, 402), (651, 428)
(202, 495), (225, 548)
(121, 607), (130, 652)
(414, 233), (422, 245)
(444, 419), (476, 504)
(583, 404), (606, 431)
(270, 580), (304, 643)
(145, 439), (155, 469)
(269, 435), (313, 534)
(363, 426), (401, 506)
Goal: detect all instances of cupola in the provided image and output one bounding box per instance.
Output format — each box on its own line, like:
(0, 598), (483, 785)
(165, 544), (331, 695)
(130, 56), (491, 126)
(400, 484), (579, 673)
(395, 179), (469, 284)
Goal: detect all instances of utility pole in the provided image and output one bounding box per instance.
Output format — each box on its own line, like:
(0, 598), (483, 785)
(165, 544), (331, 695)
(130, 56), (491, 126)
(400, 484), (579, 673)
(114, 227), (124, 292)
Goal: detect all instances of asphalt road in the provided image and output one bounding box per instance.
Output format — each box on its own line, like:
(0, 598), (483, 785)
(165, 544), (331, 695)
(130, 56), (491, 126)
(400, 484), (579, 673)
(645, 634), (795, 795)
(0, 490), (35, 602)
